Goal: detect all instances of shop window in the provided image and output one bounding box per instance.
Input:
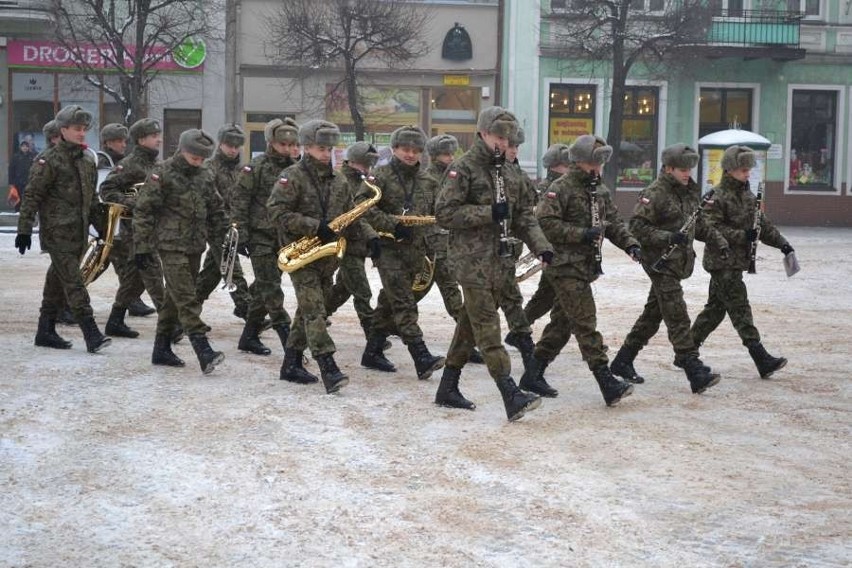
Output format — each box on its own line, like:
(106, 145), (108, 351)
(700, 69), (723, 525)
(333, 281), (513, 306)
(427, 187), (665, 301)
(163, 109), (202, 156)
(789, 89), (836, 190)
(618, 87), (658, 189)
(699, 87), (752, 139)
(548, 84), (596, 146)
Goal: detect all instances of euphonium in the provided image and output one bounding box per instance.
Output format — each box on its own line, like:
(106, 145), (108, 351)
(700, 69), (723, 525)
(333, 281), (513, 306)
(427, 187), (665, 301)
(277, 176), (382, 273)
(80, 201), (130, 285)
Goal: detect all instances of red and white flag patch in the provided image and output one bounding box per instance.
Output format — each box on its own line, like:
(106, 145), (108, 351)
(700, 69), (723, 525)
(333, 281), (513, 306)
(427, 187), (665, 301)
(114, 165), (123, 172)
(448, 170), (458, 179)
(546, 191), (557, 199)
(278, 177), (288, 186)
(242, 165), (252, 173)
(640, 196), (650, 204)
(150, 173), (160, 182)
(38, 159), (46, 165)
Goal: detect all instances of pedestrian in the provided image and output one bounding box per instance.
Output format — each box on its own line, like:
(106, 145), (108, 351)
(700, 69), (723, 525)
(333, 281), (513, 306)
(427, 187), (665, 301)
(9, 140), (36, 212)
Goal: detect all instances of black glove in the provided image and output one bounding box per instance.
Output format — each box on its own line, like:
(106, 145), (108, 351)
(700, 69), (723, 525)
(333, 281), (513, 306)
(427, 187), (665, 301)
(626, 245), (642, 262)
(669, 231), (688, 246)
(368, 238), (382, 260)
(14, 234), (31, 255)
(781, 243), (794, 256)
(720, 247), (731, 260)
(237, 242), (251, 257)
(539, 250), (554, 266)
(393, 223), (414, 242)
(582, 227), (602, 245)
(745, 228), (759, 242)
(316, 220), (336, 244)
(135, 252), (154, 271)
(491, 201), (509, 222)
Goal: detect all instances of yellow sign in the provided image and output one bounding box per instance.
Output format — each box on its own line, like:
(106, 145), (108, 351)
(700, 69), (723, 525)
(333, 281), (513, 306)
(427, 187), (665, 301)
(549, 117), (593, 145)
(443, 75), (470, 86)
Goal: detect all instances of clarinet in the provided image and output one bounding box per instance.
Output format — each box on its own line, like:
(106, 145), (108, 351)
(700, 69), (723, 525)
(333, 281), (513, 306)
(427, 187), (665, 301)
(652, 189), (716, 273)
(588, 174), (604, 275)
(492, 146), (512, 258)
(747, 182), (764, 274)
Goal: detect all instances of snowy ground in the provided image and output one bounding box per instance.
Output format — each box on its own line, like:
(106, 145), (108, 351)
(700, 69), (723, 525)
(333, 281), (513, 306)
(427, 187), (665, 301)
(0, 227), (849, 567)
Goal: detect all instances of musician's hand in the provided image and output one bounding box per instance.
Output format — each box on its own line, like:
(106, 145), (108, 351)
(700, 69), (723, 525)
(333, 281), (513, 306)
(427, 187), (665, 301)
(135, 252), (154, 271)
(781, 243), (794, 256)
(491, 202), (509, 222)
(626, 245), (642, 263)
(720, 247), (731, 260)
(369, 238), (382, 260)
(582, 227), (602, 245)
(539, 250), (554, 267)
(745, 228), (759, 242)
(317, 220), (336, 244)
(668, 231), (688, 246)
(237, 242), (251, 257)
(393, 223), (414, 242)
(14, 234), (31, 255)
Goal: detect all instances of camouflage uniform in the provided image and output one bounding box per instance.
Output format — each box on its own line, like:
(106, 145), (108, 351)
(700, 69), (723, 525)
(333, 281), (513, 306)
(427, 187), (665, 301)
(424, 160), (464, 320)
(497, 162), (535, 336)
(523, 171), (561, 325)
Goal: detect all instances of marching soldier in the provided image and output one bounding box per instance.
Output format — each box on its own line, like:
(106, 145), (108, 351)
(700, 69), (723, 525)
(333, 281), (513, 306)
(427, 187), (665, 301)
(527, 134), (639, 406)
(99, 118), (169, 340)
(195, 124), (253, 319)
(690, 145), (791, 379)
(15, 105), (111, 353)
(134, 129), (227, 374)
(268, 120), (378, 393)
(98, 123), (129, 168)
(357, 126), (445, 380)
(434, 107), (554, 421)
(231, 118), (297, 356)
(612, 143), (727, 394)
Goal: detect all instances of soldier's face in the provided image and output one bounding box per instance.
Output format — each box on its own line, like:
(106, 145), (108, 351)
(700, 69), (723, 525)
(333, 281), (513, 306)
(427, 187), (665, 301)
(729, 166), (751, 182)
(271, 140), (298, 157)
(393, 145), (422, 166)
(481, 131), (508, 154)
(550, 164), (570, 175)
(105, 139), (127, 155)
(576, 161), (602, 176)
(665, 166), (692, 186)
(61, 124), (87, 145)
(219, 143), (241, 159)
(434, 153), (453, 166)
(505, 145), (519, 162)
(305, 144), (332, 164)
(181, 151), (206, 167)
(139, 133), (162, 151)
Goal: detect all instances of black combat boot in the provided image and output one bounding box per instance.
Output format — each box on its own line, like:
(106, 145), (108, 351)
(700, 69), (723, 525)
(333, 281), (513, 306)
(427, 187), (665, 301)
(747, 342), (787, 379)
(105, 306), (140, 338)
(79, 316), (112, 353)
(592, 365), (634, 406)
(127, 297), (156, 317)
(610, 345), (645, 384)
(361, 335), (397, 372)
(232, 301), (248, 321)
(171, 326), (185, 344)
(407, 340), (445, 380)
(315, 353), (349, 394)
(519, 355), (558, 398)
(34, 314), (72, 349)
(280, 348), (319, 384)
(676, 355), (721, 394)
(238, 322), (271, 355)
(189, 333), (225, 374)
(513, 332), (537, 368)
(504, 331), (522, 350)
(468, 347), (485, 364)
(57, 307), (77, 325)
(495, 376), (542, 422)
(152, 333), (185, 367)
(273, 323), (290, 350)
(434, 366), (476, 410)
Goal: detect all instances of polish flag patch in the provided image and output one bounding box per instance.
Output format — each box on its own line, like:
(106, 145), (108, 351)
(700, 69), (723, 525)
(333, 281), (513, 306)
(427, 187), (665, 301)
(448, 170), (458, 179)
(114, 165), (123, 172)
(38, 159), (46, 165)
(640, 197), (650, 204)
(546, 191), (557, 199)
(242, 165), (252, 173)
(150, 174), (160, 182)
(278, 177), (288, 185)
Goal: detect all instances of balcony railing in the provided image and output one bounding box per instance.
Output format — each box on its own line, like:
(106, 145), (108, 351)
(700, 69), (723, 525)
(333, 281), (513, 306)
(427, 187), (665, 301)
(706, 9), (803, 48)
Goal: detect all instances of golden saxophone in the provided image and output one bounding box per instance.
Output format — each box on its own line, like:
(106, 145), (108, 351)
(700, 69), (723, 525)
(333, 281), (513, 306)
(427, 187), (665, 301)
(377, 215), (437, 292)
(277, 176), (382, 273)
(80, 184), (138, 285)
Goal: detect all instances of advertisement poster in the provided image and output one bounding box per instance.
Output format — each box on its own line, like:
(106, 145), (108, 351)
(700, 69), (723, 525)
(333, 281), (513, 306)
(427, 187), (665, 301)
(326, 86), (420, 130)
(549, 117), (593, 145)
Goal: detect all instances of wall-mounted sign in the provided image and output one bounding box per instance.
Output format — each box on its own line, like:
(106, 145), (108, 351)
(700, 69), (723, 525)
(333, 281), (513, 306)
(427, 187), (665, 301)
(443, 75), (470, 86)
(442, 23), (472, 61)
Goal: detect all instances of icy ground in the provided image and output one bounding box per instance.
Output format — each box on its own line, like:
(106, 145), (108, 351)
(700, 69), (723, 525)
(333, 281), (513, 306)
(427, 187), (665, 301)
(0, 228), (849, 567)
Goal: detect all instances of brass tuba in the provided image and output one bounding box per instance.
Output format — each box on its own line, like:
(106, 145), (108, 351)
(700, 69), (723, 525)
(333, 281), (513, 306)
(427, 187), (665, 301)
(80, 202), (130, 285)
(277, 176), (382, 273)
(377, 215), (438, 291)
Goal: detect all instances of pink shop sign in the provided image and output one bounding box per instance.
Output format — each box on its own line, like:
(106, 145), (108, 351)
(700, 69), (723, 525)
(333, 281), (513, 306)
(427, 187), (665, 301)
(7, 40), (203, 73)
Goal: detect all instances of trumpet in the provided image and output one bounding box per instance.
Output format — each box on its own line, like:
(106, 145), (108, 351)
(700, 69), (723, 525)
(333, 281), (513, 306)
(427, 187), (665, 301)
(220, 223), (239, 291)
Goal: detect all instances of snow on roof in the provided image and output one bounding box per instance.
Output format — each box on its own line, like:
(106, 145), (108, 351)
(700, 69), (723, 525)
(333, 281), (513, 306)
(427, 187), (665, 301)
(698, 129), (772, 147)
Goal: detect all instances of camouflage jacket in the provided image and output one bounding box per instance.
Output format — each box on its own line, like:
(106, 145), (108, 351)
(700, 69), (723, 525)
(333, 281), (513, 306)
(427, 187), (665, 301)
(231, 148), (294, 254)
(537, 165), (638, 281)
(207, 151), (241, 217)
(435, 136), (552, 287)
(99, 144), (160, 238)
(17, 140), (99, 253)
(339, 163), (372, 257)
(630, 172), (727, 280)
(133, 154), (227, 256)
(424, 161), (450, 258)
(97, 148), (124, 170)
(702, 174), (788, 272)
(536, 170), (562, 198)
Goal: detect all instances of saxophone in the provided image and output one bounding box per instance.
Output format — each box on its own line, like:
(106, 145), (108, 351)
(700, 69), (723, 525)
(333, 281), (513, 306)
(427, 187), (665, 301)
(277, 176), (381, 273)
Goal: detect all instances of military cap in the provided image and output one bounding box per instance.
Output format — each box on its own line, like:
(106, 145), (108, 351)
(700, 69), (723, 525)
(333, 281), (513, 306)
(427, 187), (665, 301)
(476, 106), (519, 139)
(100, 123), (129, 145)
(390, 126), (427, 150)
(721, 145), (756, 171)
(426, 134), (459, 158)
(509, 127), (525, 147)
(179, 128), (216, 159)
(217, 123), (246, 146)
(129, 118), (162, 142)
(542, 144), (571, 169)
(264, 118), (299, 144)
(298, 119), (340, 146)
(346, 141), (379, 167)
(661, 143), (700, 169)
(42, 119), (60, 141)
(569, 134), (613, 165)
(55, 105), (93, 129)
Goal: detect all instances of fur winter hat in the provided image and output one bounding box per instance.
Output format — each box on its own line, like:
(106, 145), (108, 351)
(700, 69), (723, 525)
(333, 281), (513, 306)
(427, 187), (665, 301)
(509, 127), (525, 147)
(346, 141), (379, 167)
(476, 106), (519, 139)
(721, 145), (756, 171)
(661, 143), (699, 169)
(542, 144), (571, 169)
(390, 126), (427, 150)
(55, 105), (93, 130)
(179, 128), (215, 159)
(129, 118), (162, 142)
(217, 123), (246, 147)
(264, 118), (299, 144)
(298, 120), (340, 146)
(426, 134), (459, 158)
(569, 134), (612, 165)
(42, 120), (60, 141)
(100, 123), (129, 145)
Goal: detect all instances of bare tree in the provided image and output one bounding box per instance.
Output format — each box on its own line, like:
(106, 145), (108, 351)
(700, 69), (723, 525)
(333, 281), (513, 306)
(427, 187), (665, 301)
(50, 0), (222, 124)
(265, 0), (432, 141)
(548, 0), (715, 189)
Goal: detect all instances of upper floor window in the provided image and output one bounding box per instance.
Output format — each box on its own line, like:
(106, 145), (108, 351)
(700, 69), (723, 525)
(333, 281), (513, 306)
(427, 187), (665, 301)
(787, 0), (821, 18)
(632, 0), (666, 12)
(712, 0), (746, 17)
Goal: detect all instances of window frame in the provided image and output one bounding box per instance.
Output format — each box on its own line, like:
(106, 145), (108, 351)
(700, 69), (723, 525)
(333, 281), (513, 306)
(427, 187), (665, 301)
(785, 84), (844, 195)
(693, 81), (761, 143)
(787, 0), (823, 19)
(616, 80), (667, 192)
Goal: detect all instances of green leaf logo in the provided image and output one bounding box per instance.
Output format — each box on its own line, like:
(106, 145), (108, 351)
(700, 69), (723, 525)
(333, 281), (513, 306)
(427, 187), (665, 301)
(173, 38), (206, 69)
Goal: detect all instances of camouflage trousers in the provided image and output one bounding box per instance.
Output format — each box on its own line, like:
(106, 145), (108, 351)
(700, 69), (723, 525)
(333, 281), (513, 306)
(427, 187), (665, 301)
(536, 269), (607, 370)
(622, 271), (698, 359)
(326, 253), (374, 337)
(158, 251), (207, 336)
(432, 254), (464, 322)
(497, 269), (531, 334)
(287, 260), (336, 357)
(110, 236), (167, 311)
(691, 269), (760, 347)
(445, 284), (512, 380)
(245, 249), (291, 329)
(195, 244), (252, 310)
(40, 245), (94, 320)
(371, 246), (427, 345)
(524, 275), (556, 326)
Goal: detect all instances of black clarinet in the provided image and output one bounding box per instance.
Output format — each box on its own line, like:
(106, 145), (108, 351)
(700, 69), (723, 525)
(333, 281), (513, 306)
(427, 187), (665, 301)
(588, 174), (604, 275)
(747, 183), (764, 274)
(492, 146), (512, 258)
(652, 189), (716, 273)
